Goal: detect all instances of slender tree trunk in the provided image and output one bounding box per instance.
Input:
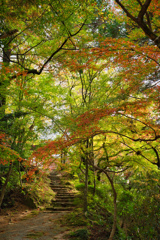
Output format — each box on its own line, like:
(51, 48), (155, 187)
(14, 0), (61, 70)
(93, 166), (96, 196)
(0, 161), (13, 209)
(104, 171), (117, 240)
(90, 163), (118, 239)
(0, 47), (11, 108)
(84, 157), (88, 212)
(90, 137), (96, 196)
(18, 161), (22, 187)
(0, 44), (12, 209)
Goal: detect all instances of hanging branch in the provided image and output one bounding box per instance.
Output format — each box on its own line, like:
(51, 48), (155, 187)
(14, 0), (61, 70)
(10, 20), (87, 79)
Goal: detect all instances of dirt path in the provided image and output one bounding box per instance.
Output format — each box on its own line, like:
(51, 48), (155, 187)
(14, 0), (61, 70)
(0, 210), (71, 240)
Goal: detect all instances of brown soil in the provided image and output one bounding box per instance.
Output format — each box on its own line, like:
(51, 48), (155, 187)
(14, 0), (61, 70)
(0, 203), (73, 240)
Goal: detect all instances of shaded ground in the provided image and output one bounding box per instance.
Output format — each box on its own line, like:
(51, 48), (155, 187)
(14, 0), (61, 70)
(0, 204), (72, 240)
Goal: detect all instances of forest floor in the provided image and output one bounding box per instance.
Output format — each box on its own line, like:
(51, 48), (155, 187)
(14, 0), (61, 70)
(0, 202), (77, 240)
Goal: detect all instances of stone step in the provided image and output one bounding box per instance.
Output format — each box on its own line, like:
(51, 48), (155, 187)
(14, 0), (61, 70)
(51, 186), (68, 189)
(51, 188), (69, 192)
(50, 184), (68, 187)
(53, 198), (75, 202)
(48, 171), (78, 212)
(55, 198), (75, 202)
(56, 199), (75, 202)
(53, 192), (72, 196)
(55, 193), (75, 199)
(52, 191), (71, 195)
(50, 180), (61, 183)
(49, 180), (61, 183)
(56, 194), (75, 197)
(53, 188), (73, 192)
(46, 207), (74, 212)
(49, 177), (61, 180)
(56, 192), (75, 196)
(49, 174), (61, 177)
(53, 202), (75, 207)
(51, 187), (69, 191)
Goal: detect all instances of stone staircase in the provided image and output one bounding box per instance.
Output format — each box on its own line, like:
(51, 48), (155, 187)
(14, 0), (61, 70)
(47, 171), (77, 212)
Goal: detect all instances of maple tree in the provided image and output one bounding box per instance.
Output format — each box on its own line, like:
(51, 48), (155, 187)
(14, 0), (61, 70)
(0, 0), (160, 238)
(0, 0), (92, 209)
(31, 1), (160, 238)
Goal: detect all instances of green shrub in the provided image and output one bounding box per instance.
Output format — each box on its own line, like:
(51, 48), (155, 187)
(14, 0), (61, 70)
(64, 211), (88, 226)
(69, 229), (89, 240)
(23, 175), (55, 207)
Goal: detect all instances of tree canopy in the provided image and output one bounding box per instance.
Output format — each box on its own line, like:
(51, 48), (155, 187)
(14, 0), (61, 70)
(0, 0), (160, 239)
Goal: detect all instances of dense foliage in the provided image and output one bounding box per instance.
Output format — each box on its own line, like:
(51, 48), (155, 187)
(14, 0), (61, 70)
(0, 0), (160, 239)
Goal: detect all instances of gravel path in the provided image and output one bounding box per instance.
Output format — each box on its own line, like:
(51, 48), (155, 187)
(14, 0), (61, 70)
(0, 211), (71, 240)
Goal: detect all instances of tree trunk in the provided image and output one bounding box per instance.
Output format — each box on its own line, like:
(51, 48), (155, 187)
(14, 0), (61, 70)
(0, 161), (13, 209)
(93, 166), (96, 196)
(0, 46), (11, 115)
(84, 157), (88, 212)
(90, 137), (96, 196)
(18, 161), (22, 187)
(104, 171), (117, 240)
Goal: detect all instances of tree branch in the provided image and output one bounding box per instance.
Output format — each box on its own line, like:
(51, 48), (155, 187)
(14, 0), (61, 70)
(10, 20), (86, 79)
(0, 29), (18, 40)
(115, 0), (137, 22)
(115, 0), (160, 48)
(138, 0), (152, 22)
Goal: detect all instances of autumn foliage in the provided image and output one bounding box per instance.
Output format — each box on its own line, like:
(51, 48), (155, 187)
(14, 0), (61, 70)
(0, 0), (160, 238)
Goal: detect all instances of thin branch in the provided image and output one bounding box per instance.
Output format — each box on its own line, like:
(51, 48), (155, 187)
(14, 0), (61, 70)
(7, 7), (49, 45)
(121, 141), (157, 166)
(119, 112), (157, 138)
(147, 143), (160, 169)
(115, 0), (137, 21)
(89, 160), (129, 176)
(10, 20), (86, 79)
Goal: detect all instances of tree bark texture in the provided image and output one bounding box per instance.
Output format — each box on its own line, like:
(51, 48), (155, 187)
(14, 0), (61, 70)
(0, 161), (13, 208)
